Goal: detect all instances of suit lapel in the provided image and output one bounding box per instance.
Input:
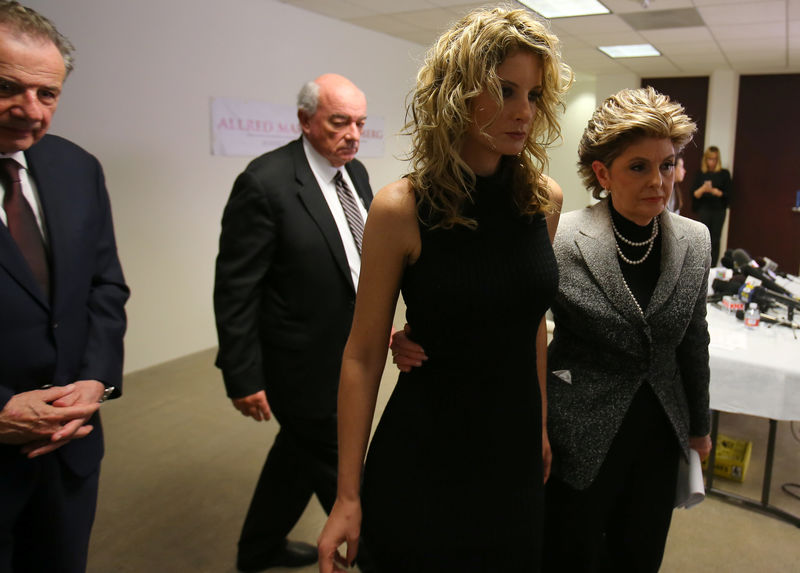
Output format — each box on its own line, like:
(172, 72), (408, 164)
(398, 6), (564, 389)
(345, 163), (372, 210)
(646, 212), (688, 316)
(28, 142), (74, 315)
(290, 141), (355, 292)
(574, 201), (645, 325)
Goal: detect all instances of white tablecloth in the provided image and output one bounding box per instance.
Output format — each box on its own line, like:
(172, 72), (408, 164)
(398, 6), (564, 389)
(707, 304), (800, 421)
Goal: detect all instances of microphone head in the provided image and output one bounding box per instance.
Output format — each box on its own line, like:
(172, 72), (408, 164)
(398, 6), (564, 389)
(720, 254), (735, 270)
(732, 248), (755, 269)
(735, 309), (745, 320)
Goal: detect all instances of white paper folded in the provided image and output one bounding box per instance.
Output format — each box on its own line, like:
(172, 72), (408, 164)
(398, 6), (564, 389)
(675, 449), (705, 509)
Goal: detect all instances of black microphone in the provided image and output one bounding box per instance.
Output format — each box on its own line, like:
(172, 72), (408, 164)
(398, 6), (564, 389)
(708, 279), (746, 309)
(731, 248), (756, 268)
(712, 278), (743, 296)
(719, 250), (735, 271)
(731, 249), (794, 297)
(739, 284), (800, 311)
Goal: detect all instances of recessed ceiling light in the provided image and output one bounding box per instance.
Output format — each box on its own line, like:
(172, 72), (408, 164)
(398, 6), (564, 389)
(517, 0), (610, 18)
(598, 44), (661, 58)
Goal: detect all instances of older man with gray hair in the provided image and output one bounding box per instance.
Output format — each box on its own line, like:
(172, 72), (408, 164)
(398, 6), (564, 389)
(0, 2), (129, 571)
(214, 74), (372, 571)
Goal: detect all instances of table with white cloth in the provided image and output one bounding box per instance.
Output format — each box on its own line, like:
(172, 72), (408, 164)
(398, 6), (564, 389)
(706, 303), (800, 526)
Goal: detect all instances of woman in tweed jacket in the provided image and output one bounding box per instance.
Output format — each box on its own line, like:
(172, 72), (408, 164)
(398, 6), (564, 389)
(543, 88), (712, 572)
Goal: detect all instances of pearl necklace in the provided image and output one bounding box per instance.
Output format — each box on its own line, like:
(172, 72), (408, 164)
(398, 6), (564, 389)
(621, 276), (644, 317)
(611, 215), (659, 265)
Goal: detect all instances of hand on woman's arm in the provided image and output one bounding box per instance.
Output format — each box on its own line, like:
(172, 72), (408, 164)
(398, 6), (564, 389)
(318, 180), (419, 572)
(389, 324), (427, 372)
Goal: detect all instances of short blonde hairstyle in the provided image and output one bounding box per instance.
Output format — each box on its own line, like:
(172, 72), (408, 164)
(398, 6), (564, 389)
(701, 145), (722, 173)
(405, 5), (572, 228)
(578, 87), (696, 199)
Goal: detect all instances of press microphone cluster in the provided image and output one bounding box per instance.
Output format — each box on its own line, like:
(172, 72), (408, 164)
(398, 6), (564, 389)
(712, 276), (798, 307)
(721, 248), (800, 296)
(722, 249), (794, 296)
(712, 266), (800, 324)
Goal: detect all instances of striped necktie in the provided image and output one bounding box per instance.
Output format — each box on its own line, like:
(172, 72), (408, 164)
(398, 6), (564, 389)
(333, 170), (364, 255)
(1, 158), (49, 297)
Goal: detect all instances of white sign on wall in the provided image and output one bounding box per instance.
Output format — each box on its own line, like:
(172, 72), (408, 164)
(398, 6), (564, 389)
(210, 97), (385, 158)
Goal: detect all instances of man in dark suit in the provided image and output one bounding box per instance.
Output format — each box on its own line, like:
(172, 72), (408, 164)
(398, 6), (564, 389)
(0, 2), (128, 572)
(214, 73), (371, 571)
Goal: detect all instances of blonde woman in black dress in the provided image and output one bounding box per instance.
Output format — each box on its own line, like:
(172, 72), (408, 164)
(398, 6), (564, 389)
(317, 6), (571, 573)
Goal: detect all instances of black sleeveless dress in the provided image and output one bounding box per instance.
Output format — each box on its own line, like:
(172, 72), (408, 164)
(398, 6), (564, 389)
(361, 167), (558, 572)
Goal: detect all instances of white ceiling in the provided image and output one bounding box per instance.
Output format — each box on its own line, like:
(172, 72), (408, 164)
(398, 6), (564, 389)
(276, 0), (800, 77)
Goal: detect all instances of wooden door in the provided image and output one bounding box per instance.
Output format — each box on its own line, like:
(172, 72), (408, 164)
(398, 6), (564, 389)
(732, 75), (800, 274)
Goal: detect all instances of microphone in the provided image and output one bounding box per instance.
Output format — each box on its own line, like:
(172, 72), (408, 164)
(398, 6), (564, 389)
(738, 284), (800, 316)
(712, 278), (743, 296)
(758, 256), (800, 283)
(708, 279), (745, 310)
(719, 250), (735, 271)
(731, 249), (794, 297)
(731, 248), (756, 269)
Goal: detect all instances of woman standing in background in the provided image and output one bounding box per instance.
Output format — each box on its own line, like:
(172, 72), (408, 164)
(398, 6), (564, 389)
(692, 145), (731, 265)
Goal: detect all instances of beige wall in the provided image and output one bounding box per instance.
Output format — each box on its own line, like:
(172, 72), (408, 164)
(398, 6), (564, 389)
(25, 0), (423, 373)
(22, 1), (741, 374)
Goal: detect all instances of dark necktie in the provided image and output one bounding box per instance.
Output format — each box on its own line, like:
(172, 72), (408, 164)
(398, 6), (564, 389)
(1, 158), (50, 296)
(333, 170), (364, 255)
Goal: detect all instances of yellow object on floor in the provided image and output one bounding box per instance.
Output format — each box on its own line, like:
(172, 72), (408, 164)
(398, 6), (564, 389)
(702, 433), (753, 483)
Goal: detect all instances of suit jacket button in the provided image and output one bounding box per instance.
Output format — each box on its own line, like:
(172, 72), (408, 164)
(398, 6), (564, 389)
(52, 322), (59, 329)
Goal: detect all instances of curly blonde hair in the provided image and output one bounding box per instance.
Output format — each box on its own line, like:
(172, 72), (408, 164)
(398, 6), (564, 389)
(405, 5), (572, 228)
(578, 87), (696, 200)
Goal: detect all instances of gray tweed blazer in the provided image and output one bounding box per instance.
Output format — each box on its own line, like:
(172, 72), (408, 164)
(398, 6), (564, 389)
(547, 199), (712, 490)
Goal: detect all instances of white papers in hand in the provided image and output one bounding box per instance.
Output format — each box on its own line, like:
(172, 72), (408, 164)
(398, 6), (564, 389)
(675, 449), (705, 509)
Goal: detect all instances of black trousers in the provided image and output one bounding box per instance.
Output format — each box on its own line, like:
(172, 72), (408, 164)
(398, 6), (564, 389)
(543, 385), (680, 573)
(0, 452), (99, 573)
(236, 410), (338, 568)
(696, 207), (726, 266)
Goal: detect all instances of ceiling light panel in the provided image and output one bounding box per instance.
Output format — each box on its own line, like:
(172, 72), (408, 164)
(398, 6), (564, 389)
(598, 43), (662, 58)
(517, 0), (610, 18)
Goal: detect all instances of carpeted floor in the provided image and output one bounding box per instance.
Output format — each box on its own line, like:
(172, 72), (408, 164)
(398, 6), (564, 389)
(86, 346), (800, 572)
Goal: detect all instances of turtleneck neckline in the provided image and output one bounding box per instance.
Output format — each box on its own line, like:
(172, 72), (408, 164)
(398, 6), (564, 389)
(609, 197), (656, 241)
(474, 156), (511, 187)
